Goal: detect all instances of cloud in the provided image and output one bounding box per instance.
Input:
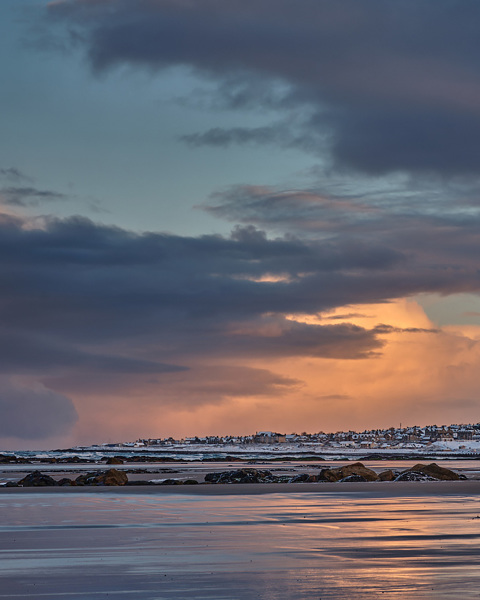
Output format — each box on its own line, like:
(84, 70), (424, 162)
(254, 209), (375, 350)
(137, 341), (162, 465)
(0, 211), (476, 354)
(0, 378), (78, 440)
(216, 319), (387, 360)
(179, 120), (320, 154)
(46, 0), (480, 176)
(0, 330), (186, 375)
(204, 184), (480, 277)
(0, 186), (68, 207)
(0, 167), (32, 182)
(0, 207), (478, 441)
(180, 124), (288, 148)
(0, 207), (474, 413)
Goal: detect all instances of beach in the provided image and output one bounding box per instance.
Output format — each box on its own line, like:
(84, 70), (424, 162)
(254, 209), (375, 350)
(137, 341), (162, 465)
(1, 473), (480, 599)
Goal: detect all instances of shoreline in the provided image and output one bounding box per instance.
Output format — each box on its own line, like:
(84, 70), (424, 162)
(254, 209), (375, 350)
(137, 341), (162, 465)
(1, 479), (480, 497)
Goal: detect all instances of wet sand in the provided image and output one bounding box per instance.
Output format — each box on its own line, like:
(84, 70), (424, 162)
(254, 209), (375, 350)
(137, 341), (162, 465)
(1, 487), (480, 599)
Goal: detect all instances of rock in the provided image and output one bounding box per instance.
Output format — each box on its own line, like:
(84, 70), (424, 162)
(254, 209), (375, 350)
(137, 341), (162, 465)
(378, 470), (397, 481)
(126, 480), (155, 486)
(97, 469), (128, 486)
(17, 471), (57, 487)
(318, 462), (378, 482)
(289, 473), (311, 483)
(204, 468), (276, 484)
(57, 478), (74, 486)
(62, 455), (82, 463)
(183, 479), (199, 485)
(74, 473), (90, 485)
(106, 456), (124, 465)
(318, 468), (341, 482)
(407, 463), (461, 481)
(75, 469), (128, 486)
(160, 479), (183, 485)
(392, 462), (462, 482)
(339, 462), (378, 481)
(0, 454), (28, 464)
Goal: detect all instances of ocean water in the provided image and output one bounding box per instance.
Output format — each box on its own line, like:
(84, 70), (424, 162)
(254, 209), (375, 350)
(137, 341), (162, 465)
(0, 490), (479, 599)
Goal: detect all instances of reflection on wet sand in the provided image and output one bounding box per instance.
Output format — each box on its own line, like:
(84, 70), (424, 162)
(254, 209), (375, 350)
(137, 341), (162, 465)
(0, 491), (479, 599)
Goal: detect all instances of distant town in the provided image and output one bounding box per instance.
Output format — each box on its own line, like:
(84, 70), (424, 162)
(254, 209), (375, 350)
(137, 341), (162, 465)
(126, 422), (480, 450)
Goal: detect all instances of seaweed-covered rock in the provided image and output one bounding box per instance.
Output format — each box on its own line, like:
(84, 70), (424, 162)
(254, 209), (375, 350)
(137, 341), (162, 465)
(96, 468), (128, 486)
(159, 479), (183, 485)
(394, 470), (436, 482)
(205, 468), (276, 484)
(339, 474), (368, 482)
(126, 480), (156, 486)
(0, 454), (15, 463)
(75, 469), (128, 486)
(106, 456), (124, 465)
(0, 454), (29, 464)
(17, 471), (57, 487)
(57, 478), (74, 486)
(289, 473), (311, 483)
(75, 473), (94, 486)
(318, 468), (342, 482)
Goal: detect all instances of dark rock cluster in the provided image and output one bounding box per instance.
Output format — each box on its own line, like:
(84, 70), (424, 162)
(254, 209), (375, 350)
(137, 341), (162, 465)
(9, 468), (129, 487)
(204, 462), (464, 484)
(205, 468), (278, 484)
(4, 461), (464, 488)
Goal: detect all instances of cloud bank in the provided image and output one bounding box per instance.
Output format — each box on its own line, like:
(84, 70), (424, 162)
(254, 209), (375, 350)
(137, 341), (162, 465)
(0, 201), (479, 444)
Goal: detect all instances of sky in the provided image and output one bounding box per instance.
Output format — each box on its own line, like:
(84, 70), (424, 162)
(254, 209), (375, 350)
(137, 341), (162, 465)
(2, 0), (480, 449)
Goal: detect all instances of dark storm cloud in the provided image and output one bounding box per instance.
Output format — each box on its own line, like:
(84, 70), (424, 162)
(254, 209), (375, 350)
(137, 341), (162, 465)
(222, 321), (386, 360)
(0, 211), (475, 373)
(0, 330), (185, 375)
(0, 379), (78, 440)
(47, 0), (480, 176)
(205, 184), (480, 268)
(0, 213), (413, 348)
